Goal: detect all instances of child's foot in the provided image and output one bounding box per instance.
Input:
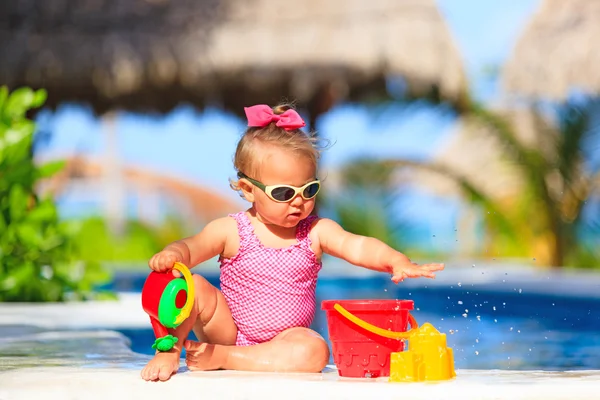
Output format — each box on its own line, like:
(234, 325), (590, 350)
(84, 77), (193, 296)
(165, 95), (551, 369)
(141, 351), (180, 381)
(184, 340), (226, 371)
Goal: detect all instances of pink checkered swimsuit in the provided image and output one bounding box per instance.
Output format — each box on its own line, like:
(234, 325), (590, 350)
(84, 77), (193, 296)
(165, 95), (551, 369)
(219, 212), (322, 346)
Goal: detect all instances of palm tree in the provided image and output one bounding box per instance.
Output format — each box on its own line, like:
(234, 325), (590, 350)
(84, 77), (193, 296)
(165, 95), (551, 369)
(339, 98), (600, 268)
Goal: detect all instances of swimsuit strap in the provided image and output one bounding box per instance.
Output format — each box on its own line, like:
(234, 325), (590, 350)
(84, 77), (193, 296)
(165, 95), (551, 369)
(229, 212), (260, 251)
(296, 215), (318, 249)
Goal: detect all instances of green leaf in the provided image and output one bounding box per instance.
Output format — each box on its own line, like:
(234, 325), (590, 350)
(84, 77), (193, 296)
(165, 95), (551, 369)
(9, 184), (28, 221)
(17, 222), (41, 247)
(37, 160), (65, 178)
(0, 212), (6, 232)
(31, 89), (48, 108)
(27, 199), (57, 223)
(0, 86), (8, 114)
(1, 123), (34, 165)
(4, 87), (35, 120)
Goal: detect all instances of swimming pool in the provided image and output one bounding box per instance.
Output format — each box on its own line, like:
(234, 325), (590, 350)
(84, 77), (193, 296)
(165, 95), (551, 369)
(115, 269), (600, 370)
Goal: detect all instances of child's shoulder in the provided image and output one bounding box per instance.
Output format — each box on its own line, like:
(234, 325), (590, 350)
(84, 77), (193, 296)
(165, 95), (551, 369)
(203, 215), (239, 235)
(308, 217), (344, 235)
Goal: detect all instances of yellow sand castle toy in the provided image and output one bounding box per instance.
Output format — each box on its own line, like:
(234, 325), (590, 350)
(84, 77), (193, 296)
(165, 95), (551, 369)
(332, 303), (456, 382)
(389, 322), (455, 382)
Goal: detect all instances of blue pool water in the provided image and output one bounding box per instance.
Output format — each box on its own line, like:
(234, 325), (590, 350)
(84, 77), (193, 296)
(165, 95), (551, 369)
(115, 272), (600, 370)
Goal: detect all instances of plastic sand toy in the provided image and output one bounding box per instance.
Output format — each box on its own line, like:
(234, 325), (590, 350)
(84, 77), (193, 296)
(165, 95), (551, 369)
(322, 299), (455, 382)
(141, 262), (195, 351)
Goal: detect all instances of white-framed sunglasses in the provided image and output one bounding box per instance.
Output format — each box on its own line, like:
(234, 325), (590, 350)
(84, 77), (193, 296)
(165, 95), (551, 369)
(238, 172), (321, 203)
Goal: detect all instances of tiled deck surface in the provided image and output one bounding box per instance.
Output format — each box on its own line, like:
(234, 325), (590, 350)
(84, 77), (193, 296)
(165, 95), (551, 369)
(1, 265), (600, 399)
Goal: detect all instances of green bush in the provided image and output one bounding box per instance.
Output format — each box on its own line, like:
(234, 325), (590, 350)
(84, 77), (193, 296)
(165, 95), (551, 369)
(73, 215), (190, 266)
(0, 86), (112, 301)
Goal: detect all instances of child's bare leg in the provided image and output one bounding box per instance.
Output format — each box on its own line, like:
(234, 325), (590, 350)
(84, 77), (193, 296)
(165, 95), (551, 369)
(185, 327), (330, 373)
(140, 274), (237, 381)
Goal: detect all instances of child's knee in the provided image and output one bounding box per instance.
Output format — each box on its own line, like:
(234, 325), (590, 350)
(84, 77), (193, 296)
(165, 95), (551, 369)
(191, 274), (218, 310)
(293, 337), (330, 372)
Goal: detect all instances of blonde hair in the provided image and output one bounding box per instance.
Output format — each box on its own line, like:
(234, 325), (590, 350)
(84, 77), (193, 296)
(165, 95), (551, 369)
(230, 104), (327, 194)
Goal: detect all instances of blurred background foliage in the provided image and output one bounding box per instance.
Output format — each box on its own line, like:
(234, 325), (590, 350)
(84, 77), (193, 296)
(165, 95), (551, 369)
(0, 87), (112, 301)
(73, 215), (188, 264)
(340, 99), (600, 269)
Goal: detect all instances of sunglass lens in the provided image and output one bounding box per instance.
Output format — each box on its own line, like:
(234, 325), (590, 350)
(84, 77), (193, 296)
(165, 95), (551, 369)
(270, 186), (295, 202)
(303, 182), (320, 199)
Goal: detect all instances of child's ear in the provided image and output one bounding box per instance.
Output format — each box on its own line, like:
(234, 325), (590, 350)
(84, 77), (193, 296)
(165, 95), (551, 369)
(239, 179), (255, 203)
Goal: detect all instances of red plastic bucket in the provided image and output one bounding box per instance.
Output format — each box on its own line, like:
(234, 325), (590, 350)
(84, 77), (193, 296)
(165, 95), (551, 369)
(321, 299), (415, 378)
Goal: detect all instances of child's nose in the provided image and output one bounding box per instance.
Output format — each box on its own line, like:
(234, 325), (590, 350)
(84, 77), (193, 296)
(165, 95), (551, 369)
(290, 193), (304, 206)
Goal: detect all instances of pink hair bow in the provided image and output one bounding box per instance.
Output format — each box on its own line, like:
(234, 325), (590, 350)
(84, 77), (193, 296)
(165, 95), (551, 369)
(244, 104), (306, 131)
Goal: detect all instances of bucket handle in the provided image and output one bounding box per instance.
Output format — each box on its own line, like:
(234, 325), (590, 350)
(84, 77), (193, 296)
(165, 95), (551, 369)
(333, 303), (418, 340)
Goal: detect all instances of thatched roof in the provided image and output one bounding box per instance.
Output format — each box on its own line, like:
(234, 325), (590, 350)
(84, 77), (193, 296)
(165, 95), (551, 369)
(413, 108), (549, 200)
(503, 0), (600, 100)
(1, 0), (467, 116)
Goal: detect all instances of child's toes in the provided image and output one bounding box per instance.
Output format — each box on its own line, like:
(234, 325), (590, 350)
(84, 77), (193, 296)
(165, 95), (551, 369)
(141, 366), (150, 380)
(146, 366), (160, 381)
(158, 365), (174, 381)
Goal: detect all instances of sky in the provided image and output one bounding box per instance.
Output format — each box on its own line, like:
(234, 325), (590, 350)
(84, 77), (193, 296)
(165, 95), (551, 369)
(36, 0), (540, 251)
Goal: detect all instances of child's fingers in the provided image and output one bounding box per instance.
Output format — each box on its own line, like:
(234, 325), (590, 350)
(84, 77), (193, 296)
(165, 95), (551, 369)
(148, 254), (157, 270)
(149, 252), (183, 273)
(406, 266), (438, 279)
(424, 263), (445, 271)
(157, 253), (175, 272)
(391, 271), (408, 283)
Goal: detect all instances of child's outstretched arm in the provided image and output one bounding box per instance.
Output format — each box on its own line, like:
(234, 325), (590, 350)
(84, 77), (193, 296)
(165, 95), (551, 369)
(148, 217), (231, 272)
(314, 218), (444, 283)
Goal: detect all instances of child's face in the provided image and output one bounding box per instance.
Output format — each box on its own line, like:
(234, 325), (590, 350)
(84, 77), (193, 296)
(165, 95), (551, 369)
(250, 146), (317, 228)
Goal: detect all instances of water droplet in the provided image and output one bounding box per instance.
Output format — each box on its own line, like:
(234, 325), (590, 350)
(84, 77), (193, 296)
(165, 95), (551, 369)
(518, 288), (522, 294)
(510, 327), (513, 331)
(476, 316), (481, 321)
(494, 319), (497, 323)
(457, 282), (462, 287)
(493, 306), (496, 311)
(475, 351), (479, 355)
(458, 300), (463, 305)
(475, 339), (479, 343)
(462, 313), (468, 318)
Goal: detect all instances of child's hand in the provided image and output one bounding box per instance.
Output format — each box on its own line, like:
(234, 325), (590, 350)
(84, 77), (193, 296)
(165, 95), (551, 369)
(390, 261), (444, 283)
(149, 249), (184, 273)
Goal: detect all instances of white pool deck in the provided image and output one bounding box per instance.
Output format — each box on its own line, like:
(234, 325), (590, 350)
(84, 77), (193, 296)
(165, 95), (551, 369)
(1, 264), (600, 400)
